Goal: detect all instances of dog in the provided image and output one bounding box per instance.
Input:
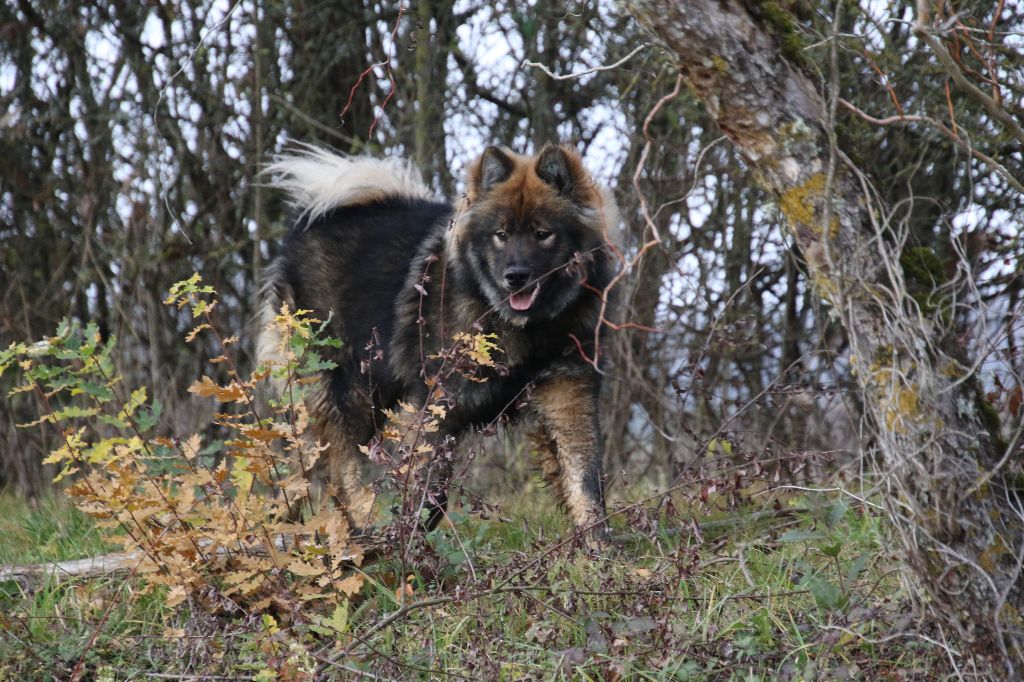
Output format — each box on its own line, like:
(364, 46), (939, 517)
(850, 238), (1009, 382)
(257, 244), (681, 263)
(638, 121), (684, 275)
(257, 144), (619, 542)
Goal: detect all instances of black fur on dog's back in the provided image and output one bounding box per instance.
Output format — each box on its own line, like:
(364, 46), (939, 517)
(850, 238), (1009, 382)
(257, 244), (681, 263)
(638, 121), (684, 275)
(279, 199), (451, 410)
(258, 145), (619, 542)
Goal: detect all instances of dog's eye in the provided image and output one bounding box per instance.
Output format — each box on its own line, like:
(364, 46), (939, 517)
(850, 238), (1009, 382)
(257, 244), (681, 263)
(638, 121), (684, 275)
(535, 229), (553, 241)
(494, 230), (508, 243)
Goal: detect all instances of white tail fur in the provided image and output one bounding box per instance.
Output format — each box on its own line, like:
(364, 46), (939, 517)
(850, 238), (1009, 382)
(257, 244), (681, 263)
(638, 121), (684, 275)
(265, 143), (433, 219)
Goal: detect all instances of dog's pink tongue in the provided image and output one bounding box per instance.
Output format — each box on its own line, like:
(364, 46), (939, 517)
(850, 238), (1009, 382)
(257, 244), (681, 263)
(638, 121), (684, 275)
(509, 285), (539, 311)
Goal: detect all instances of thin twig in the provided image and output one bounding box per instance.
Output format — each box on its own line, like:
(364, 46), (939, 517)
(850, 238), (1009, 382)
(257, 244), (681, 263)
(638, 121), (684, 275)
(839, 99), (1024, 193)
(525, 44), (648, 81)
(913, 0), (1024, 146)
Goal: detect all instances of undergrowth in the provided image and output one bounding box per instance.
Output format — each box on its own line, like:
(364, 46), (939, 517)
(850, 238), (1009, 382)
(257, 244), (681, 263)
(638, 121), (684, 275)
(0, 487), (944, 680)
(0, 275), (950, 680)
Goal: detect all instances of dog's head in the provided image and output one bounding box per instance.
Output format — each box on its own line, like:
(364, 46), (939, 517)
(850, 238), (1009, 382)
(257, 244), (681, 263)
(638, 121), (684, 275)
(450, 145), (617, 326)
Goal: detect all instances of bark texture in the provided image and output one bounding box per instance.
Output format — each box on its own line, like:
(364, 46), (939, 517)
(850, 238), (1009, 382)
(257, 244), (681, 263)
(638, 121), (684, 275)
(629, 0), (1024, 674)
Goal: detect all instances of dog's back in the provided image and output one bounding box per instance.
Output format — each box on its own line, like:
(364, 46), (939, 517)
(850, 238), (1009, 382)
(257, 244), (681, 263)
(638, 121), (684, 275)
(258, 151), (450, 405)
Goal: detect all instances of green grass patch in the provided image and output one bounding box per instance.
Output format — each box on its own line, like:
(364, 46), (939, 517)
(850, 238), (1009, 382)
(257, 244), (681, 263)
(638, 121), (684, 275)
(0, 494), (170, 680)
(0, 488), (948, 680)
(0, 493), (111, 565)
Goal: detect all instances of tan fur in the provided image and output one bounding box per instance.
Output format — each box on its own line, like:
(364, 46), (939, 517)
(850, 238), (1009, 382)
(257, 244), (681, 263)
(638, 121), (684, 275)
(311, 393), (374, 529)
(254, 295), (288, 394)
(529, 428), (566, 503)
(531, 376), (605, 531)
(255, 265), (374, 527)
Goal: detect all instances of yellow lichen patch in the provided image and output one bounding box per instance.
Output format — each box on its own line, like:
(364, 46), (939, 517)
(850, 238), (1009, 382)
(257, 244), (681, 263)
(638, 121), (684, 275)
(866, 359), (923, 434)
(865, 361), (895, 389)
(711, 55), (728, 73)
(873, 345), (894, 365)
(999, 602), (1023, 628)
(779, 173), (824, 227)
(896, 386), (919, 416)
(808, 269), (838, 304)
(827, 215), (840, 239)
(940, 358), (968, 380)
(978, 535), (1008, 573)
(779, 172), (841, 241)
(883, 385), (921, 434)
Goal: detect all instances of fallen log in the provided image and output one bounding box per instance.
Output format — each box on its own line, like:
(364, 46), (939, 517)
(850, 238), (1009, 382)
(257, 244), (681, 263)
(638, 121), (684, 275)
(0, 534), (388, 589)
(0, 551), (140, 586)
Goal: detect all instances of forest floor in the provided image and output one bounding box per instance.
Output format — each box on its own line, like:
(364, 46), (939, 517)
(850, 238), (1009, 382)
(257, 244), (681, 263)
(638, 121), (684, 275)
(0, 485), (947, 681)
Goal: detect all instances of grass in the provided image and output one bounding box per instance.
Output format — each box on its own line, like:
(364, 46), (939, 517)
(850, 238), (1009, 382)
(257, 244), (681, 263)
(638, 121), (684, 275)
(0, 494), (111, 565)
(0, 486), (946, 680)
(0, 496), (172, 679)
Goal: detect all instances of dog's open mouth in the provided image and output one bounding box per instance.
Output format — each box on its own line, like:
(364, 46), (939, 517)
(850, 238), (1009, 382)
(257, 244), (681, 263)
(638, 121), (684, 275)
(509, 283), (541, 311)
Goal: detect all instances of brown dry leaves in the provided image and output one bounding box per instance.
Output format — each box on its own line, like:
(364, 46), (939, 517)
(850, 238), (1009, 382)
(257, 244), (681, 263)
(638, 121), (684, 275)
(36, 276), (370, 619)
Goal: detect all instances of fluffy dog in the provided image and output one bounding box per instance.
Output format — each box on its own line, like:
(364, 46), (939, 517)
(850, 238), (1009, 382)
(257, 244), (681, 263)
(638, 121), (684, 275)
(258, 144), (619, 541)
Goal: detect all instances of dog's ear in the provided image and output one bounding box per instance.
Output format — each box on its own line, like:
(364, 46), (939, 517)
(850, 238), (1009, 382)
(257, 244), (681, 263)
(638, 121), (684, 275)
(535, 145), (577, 196)
(473, 146), (516, 195)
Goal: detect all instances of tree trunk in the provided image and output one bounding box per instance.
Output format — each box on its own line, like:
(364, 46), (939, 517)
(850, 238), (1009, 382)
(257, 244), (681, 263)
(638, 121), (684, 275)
(413, 0), (453, 189)
(629, 0), (1024, 674)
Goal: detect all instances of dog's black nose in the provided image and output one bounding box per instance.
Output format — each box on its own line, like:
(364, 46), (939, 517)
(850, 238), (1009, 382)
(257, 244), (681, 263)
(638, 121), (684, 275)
(503, 266), (532, 289)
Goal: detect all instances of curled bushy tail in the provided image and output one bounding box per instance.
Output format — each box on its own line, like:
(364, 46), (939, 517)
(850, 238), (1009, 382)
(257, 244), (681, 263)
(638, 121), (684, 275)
(265, 143), (433, 219)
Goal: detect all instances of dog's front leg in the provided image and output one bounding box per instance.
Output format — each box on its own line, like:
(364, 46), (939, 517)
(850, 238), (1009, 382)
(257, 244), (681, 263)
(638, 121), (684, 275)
(532, 375), (609, 544)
